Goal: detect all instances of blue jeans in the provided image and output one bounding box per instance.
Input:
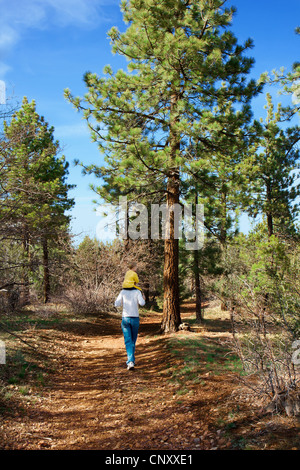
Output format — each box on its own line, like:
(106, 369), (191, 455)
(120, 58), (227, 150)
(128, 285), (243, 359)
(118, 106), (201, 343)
(121, 316), (140, 364)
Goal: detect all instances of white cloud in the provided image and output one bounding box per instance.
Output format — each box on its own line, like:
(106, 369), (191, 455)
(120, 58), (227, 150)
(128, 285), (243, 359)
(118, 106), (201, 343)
(54, 122), (90, 138)
(0, 63), (11, 77)
(0, 26), (19, 53)
(0, 0), (112, 29)
(0, 0), (118, 77)
(46, 0), (104, 27)
(0, 80), (5, 104)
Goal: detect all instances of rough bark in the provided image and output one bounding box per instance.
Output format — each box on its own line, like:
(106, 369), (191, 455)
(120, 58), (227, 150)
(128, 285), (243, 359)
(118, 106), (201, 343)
(193, 247), (203, 323)
(161, 90), (182, 333)
(22, 224), (30, 305)
(193, 189), (203, 323)
(161, 169), (181, 333)
(42, 236), (50, 304)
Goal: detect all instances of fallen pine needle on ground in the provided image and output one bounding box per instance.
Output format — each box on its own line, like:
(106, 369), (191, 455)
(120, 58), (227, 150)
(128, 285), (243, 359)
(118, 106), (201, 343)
(0, 300), (299, 450)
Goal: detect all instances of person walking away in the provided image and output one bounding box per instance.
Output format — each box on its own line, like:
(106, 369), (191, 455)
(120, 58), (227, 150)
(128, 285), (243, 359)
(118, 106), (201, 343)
(114, 286), (145, 370)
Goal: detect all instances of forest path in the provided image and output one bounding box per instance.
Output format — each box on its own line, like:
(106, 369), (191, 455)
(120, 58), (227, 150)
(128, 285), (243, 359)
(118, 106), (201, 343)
(2, 302), (236, 450)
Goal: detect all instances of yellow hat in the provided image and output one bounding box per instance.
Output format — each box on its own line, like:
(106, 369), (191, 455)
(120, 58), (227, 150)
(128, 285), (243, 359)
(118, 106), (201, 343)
(122, 269), (142, 290)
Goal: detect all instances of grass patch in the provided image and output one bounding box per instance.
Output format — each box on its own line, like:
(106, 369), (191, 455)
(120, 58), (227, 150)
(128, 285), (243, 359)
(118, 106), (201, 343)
(166, 334), (243, 391)
(0, 344), (48, 417)
(0, 303), (75, 416)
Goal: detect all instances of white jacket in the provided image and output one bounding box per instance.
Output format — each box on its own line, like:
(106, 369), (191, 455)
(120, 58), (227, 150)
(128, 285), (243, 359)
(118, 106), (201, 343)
(114, 289), (145, 317)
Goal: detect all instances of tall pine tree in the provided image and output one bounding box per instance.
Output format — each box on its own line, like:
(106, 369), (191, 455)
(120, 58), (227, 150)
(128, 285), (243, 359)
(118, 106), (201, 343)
(246, 93), (300, 238)
(66, 0), (260, 331)
(2, 97), (74, 303)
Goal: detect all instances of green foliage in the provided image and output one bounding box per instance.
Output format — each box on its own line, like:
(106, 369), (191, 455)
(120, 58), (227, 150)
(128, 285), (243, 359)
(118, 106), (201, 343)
(217, 223), (300, 335)
(65, 0), (260, 206)
(245, 93), (300, 237)
(209, 222), (300, 408)
(0, 97), (75, 301)
(259, 27), (300, 119)
(2, 97), (74, 236)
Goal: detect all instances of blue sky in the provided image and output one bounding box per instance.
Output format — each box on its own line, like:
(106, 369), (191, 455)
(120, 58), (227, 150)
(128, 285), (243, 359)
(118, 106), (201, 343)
(0, 0), (299, 243)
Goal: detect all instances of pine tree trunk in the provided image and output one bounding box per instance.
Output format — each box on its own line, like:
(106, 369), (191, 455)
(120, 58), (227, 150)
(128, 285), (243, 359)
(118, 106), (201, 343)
(265, 182), (273, 310)
(194, 247), (203, 323)
(220, 187), (228, 310)
(161, 90), (181, 333)
(266, 181), (274, 238)
(42, 236), (50, 304)
(161, 169), (181, 333)
(193, 189), (203, 322)
(124, 201), (131, 252)
(22, 224), (30, 305)
(144, 281), (150, 303)
(267, 213), (273, 238)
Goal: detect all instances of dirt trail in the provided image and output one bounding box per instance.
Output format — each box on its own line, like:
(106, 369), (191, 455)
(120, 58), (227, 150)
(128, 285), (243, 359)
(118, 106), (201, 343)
(1, 306), (239, 450)
(2, 301), (299, 450)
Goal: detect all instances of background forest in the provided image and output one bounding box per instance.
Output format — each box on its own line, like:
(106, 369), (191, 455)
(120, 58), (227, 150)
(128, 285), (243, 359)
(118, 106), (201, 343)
(0, 0), (300, 441)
